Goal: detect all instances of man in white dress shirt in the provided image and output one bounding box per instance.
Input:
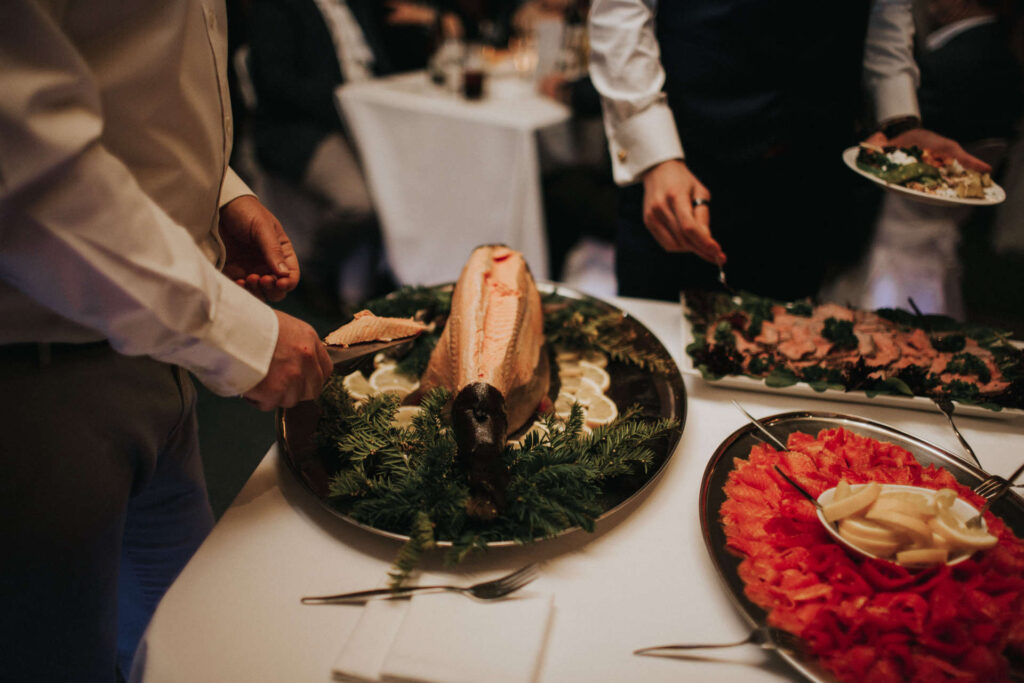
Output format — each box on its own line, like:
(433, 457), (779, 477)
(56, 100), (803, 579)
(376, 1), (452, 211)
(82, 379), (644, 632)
(0, 1), (333, 679)
(588, 0), (991, 301)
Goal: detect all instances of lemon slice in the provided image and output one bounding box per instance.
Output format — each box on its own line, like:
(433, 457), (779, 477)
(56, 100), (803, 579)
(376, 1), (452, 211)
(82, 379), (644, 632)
(342, 371), (373, 401)
(838, 525), (902, 558)
(930, 508), (998, 550)
(369, 365), (420, 398)
(579, 361), (611, 392)
(392, 406), (422, 428)
(558, 375), (583, 394)
(864, 509), (932, 546)
(838, 517), (902, 543)
(869, 492), (936, 518)
(553, 393), (581, 420)
(554, 346), (581, 363)
(559, 376), (604, 405)
(585, 394), (618, 428)
(934, 489), (958, 509)
(558, 361), (583, 377)
(821, 482), (880, 523)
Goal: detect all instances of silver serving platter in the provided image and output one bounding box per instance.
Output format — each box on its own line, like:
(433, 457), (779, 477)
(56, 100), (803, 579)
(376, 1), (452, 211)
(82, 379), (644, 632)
(278, 283), (687, 547)
(699, 411), (1024, 683)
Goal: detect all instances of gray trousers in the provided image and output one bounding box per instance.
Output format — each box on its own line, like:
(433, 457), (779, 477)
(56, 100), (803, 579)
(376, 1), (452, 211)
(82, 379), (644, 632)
(0, 345), (214, 682)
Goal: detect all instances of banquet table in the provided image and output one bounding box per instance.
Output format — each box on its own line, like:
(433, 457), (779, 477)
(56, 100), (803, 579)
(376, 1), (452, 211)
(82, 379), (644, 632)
(336, 72), (571, 287)
(134, 294), (1024, 683)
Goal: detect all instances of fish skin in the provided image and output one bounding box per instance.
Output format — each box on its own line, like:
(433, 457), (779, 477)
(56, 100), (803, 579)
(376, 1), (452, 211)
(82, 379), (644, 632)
(420, 245), (550, 517)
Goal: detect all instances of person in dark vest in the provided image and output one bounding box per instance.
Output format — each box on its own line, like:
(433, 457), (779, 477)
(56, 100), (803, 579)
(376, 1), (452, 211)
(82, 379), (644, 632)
(588, 0), (993, 302)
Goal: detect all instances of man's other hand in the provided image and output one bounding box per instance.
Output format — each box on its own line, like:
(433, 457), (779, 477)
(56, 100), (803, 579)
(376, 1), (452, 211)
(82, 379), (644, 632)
(220, 195), (300, 302)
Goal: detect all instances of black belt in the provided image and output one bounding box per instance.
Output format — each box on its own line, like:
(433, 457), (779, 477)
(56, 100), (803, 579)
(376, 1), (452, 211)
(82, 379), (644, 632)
(0, 341), (112, 368)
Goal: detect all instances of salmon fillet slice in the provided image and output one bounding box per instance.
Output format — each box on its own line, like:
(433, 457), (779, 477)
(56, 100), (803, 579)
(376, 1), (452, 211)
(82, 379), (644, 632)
(324, 310), (427, 347)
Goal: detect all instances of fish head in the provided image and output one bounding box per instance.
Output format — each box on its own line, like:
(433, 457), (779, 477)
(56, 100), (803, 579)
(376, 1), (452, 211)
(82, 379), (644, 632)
(453, 382), (510, 519)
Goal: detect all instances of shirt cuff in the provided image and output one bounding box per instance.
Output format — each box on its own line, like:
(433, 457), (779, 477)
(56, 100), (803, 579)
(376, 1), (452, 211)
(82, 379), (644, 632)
(189, 281), (279, 395)
(219, 166), (255, 208)
(608, 101), (685, 186)
(873, 73), (920, 127)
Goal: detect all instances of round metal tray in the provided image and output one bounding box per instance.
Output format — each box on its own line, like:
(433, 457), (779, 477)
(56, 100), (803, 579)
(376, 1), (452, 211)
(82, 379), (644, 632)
(278, 284), (687, 547)
(699, 411), (1024, 682)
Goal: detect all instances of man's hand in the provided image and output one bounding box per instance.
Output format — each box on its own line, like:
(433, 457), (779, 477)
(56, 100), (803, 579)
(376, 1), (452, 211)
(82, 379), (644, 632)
(220, 195), (300, 302)
(243, 311), (333, 410)
(641, 159), (725, 264)
(864, 129), (992, 173)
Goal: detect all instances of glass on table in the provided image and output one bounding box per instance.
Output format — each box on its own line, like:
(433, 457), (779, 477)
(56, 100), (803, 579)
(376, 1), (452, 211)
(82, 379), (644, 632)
(462, 43), (487, 100)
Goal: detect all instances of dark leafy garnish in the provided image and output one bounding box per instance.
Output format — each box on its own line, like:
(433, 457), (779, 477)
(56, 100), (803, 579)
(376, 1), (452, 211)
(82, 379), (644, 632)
(930, 334), (966, 353)
(317, 382), (678, 586)
(822, 317), (858, 351)
(944, 352), (992, 385)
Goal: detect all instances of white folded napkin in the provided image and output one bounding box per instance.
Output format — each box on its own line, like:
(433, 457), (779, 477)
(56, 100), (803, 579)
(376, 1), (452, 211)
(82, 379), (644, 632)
(333, 591), (553, 683)
(333, 599), (412, 682)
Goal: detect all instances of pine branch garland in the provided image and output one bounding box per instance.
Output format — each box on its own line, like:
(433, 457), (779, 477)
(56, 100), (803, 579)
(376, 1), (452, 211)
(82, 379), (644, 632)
(314, 377), (678, 585)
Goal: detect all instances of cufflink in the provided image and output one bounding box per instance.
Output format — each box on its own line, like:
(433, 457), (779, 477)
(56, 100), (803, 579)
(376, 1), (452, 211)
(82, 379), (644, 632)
(617, 149), (628, 163)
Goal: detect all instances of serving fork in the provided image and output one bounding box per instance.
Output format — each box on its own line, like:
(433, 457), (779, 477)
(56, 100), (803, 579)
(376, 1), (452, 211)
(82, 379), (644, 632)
(301, 563), (539, 605)
(635, 624), (801, 658)
(967, 462), (1024, 529)
(932, 397), (984, 470)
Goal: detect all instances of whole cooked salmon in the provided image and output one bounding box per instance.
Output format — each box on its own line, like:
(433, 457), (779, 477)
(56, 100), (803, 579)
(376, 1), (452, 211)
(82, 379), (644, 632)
(420, 245), (550, 518)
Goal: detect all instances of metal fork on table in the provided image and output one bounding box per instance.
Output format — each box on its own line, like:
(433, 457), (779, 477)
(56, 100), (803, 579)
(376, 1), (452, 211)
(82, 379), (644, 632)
(300, 563), (539, 605)
(635, 624), (801, 658)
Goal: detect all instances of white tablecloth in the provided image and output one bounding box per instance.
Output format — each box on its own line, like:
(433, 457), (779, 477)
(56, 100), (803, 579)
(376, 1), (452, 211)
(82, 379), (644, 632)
(337, 72), (570, 286)
(134, 295), (1024, 683)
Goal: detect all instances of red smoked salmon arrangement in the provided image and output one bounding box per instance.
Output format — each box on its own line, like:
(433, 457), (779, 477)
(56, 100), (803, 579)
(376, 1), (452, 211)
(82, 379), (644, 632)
(685, 291), (1024, 412)
(721, 428), (1024, 682)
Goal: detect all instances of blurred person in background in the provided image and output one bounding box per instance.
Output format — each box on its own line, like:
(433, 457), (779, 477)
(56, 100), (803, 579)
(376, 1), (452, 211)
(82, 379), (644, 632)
(0, 1), (332, 680)
(826, 0), (1023, 317)
(589, 0), (993, 303)
(247, 0), (456, 310)
(530, 0), (619, 286)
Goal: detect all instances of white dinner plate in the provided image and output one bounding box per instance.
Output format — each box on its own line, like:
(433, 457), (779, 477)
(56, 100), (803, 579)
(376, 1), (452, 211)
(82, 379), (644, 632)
(842, 146), (1006, 207)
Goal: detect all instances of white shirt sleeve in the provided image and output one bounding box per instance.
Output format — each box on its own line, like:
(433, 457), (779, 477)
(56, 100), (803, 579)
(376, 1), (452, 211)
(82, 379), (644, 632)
(588, 0), (683, 186)
(0, 0), (277, 396)
(863, 0), (921, 125)
(590, 0), (922, 186)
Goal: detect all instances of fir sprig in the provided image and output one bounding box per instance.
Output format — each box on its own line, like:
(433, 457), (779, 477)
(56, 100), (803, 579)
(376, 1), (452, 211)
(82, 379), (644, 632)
(315, 379), (679, 585)
(542, 294), (673, 374)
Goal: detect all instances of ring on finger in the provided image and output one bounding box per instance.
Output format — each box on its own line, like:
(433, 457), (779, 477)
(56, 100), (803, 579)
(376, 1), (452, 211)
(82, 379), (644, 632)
(692, 197), (711, 208)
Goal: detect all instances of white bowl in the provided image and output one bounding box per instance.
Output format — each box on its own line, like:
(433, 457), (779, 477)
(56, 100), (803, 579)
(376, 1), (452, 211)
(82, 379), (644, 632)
(816, 483), (986, 567)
